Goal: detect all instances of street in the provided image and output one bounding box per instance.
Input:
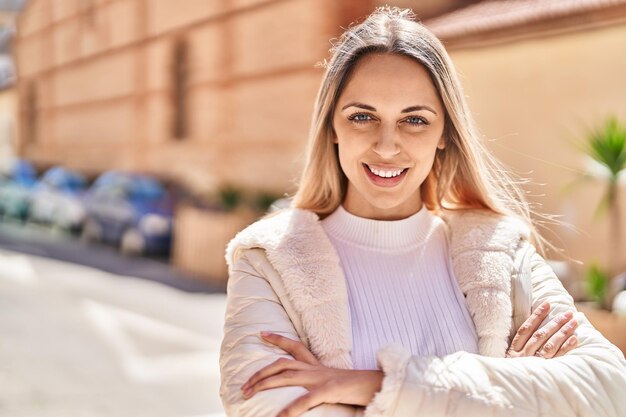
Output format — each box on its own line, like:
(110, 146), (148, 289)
(0, 247), (227, 417)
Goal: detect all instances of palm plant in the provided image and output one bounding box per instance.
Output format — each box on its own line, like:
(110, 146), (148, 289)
(578, 116), (626, 308)
(585, 263), (610, 308)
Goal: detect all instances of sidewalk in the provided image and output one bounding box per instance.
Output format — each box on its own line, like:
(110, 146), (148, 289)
(0, 248), (227, 417)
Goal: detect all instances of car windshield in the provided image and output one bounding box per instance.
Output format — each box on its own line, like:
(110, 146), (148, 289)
(42, 168), (86, 192)
(11, 160), (37, 187)
(92, 174), (164, 201)
(130, 178), (163, 200)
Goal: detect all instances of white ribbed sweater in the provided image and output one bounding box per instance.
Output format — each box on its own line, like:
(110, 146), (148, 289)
(321, 204), (479, 370)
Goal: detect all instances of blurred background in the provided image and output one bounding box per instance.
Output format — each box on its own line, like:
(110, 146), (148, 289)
(1, 0), (625, 416)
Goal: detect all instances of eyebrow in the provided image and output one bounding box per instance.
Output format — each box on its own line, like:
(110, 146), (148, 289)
(340, 102), (438, 116)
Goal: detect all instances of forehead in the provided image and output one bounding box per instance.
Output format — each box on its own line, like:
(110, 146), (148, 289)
(339, 53), (441, 109)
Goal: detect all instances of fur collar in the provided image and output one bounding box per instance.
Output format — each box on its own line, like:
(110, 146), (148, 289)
(225, 207), (530, 369)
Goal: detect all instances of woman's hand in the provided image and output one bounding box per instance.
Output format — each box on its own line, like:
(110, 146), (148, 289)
(506, 301), (579, 358)
(240, 331), (383, 417)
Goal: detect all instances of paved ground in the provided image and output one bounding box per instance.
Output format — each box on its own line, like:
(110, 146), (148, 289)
(0, 248), (227, 417)
(0, 221), (225, 294)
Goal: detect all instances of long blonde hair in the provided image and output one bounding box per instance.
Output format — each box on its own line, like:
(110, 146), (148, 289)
(291, 6), (550, 254)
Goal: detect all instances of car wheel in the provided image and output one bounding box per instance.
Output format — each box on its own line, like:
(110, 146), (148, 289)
(80, 219), (102, 243)
(68, 222), (83, 237)
(120, 228), (145, 256)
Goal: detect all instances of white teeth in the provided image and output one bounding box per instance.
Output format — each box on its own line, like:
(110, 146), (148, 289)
(367, 164), (406, 178)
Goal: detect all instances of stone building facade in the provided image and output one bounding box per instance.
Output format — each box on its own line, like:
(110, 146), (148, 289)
(15, 0), (365, 195)
(14, 0), (626, 277)
(14, 0), (470, 194)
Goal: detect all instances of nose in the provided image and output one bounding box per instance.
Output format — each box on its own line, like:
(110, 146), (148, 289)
(372, 127), (400, 158)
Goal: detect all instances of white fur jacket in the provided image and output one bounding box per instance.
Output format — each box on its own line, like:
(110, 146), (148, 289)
(219, 207), (626, 417)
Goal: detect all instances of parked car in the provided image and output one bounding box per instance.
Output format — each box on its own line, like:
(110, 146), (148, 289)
(0, 159), (37, 222)
(81, 171), (174, 256)
(0, 171), (9, 188)
(28, 166), (88, 234)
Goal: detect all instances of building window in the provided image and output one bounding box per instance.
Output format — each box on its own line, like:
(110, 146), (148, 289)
(24, 81), (37, 145)
(171, 38), (188, 140)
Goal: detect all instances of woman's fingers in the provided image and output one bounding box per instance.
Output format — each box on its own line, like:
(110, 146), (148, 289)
(554, 335), (578, 357)
(509, 301), (550, 352)
(241, 357), (307, 393)
(277, 390), (323, 417)
(240, 332), (326, 402)
(535, 318), (579, 358)
(524, 311), (574, 356)
(259, 332), (320, 365)
(506, 302), (579, 358)
(277, 390), (328, 417)
(243, 367), (306, 399)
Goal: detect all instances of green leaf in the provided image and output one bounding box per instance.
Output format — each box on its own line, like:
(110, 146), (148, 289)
(576, 116), (626, 219)
(585, 263), (609, 303)
(218, 185), (242, 211)
(560, 173), (594, 196)
(585, 115), (626, 179)
(592, 190), (611, 220)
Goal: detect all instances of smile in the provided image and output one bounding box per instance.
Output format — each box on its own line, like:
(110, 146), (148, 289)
(362, 163), (409, 187)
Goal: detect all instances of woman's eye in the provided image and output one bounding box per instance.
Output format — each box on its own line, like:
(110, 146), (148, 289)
(348, 113), (373, 124)
(405, 116), (429, 126)
(348, 113), (429, 127)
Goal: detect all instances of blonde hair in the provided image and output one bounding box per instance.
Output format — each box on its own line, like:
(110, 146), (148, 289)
(291, 6), (551, 254)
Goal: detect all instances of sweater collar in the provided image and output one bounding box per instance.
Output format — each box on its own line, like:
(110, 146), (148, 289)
(321, 204), (437, 250)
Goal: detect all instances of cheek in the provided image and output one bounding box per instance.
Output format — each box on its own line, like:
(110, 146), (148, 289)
(404, 145), (441, 179)
(336, 136), (368, 164)
(336, 143), (358, 178)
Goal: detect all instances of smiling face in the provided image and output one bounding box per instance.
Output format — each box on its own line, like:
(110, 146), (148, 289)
(332, 52), (446, 220)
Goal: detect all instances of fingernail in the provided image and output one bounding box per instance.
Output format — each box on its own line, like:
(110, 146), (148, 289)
(260, 331), (272, 338)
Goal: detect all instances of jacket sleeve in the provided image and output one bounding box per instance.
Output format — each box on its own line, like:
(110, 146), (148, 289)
(363, 244), (626, 417)
(220, 249), (359, 417)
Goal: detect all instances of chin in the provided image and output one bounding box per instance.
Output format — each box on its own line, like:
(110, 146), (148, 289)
(364, 194), (410, 210)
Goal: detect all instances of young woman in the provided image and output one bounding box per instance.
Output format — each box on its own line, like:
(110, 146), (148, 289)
(219, 6), (626, 417)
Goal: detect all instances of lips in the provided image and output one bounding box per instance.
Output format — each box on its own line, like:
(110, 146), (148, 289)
(362, 163), (409, 187)
(365, 163), (409, 176)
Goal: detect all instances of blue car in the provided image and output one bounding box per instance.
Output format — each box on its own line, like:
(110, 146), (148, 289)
(0, 159), (38, 221)
(29, 166), (88, 233)
(81, 171), (174, 256)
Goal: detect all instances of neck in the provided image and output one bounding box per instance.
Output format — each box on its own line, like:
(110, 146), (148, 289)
(342, 191), (424, 220)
